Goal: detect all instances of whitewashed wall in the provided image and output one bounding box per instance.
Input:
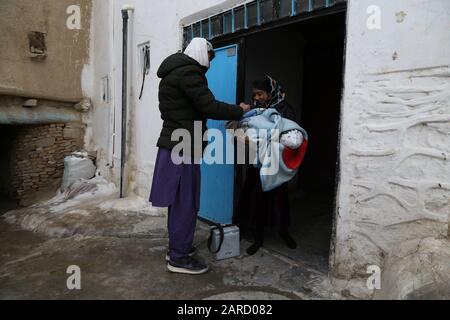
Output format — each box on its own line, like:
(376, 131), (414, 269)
(333, 0), (450, 298)
(85, 0), (115, 185)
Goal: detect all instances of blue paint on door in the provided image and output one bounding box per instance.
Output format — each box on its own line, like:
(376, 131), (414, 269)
(199, 44), (239, 225)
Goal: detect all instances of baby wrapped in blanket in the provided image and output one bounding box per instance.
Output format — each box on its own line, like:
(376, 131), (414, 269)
(236, 108), (308, 192)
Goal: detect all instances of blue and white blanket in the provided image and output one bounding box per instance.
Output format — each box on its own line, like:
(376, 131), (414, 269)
(238, 108), (308, 192)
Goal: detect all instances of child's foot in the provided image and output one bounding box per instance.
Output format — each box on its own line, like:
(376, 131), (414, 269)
(280, 232), (297, 249)
(246, 241), (263, 255)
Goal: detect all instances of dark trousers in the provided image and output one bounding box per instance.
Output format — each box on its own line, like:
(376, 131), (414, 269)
(234, 165), (291, 241)
(150, 148), (200, 260)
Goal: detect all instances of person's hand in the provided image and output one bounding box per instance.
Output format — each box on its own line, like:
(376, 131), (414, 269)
(239, 103), (251, 113)
(226, 121), (238, 130)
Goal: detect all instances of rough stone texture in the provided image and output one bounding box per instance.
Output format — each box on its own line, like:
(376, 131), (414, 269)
(35, 137), (56, 148)
(333, 66), (450, 297)
(73, 98), (92, 113)
(7, 122), (85, 204)
(376, 237), (450, 299)
(332, 0), (450, 299)
(0, 95), (83, 125)
(63, 124), (85, 140)
(22, 99), (38, 108)
(0, 0), (92, 102)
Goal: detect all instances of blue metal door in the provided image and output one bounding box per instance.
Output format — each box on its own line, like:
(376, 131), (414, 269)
(199, 44), (239, 224)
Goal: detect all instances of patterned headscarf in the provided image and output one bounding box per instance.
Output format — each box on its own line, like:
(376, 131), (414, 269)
(252, 75), (285, 109)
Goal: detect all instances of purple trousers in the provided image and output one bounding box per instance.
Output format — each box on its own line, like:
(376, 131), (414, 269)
(149, 148), (200, 260)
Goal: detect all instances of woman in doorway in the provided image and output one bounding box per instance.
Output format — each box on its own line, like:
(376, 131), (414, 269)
(150, 38), (251, 275)
(233, 75), (298, 255)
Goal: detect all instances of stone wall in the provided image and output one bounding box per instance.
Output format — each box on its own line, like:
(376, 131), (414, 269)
(8, 122), (85, 203)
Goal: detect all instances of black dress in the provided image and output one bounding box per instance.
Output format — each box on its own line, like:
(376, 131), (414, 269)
(233, 101), (296, 241)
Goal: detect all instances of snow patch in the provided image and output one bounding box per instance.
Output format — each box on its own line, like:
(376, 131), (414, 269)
(97, 195), (164, 216)
(49, 176), (117, 213)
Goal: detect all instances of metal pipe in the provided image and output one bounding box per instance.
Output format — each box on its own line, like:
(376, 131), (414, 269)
(120, 8), (130, 198)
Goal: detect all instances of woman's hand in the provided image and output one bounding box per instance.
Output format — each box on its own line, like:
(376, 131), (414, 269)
(240, 103), (251, 113)
(226, 121), (238, 130)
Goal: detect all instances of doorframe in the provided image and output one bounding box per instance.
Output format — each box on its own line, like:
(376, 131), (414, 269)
(209, 2), (346, 47)
(208, 3), (348, 273)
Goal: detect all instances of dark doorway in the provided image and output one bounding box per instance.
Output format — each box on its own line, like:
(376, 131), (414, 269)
(235, 11), (345, 273)
(0, 125), (21, 214)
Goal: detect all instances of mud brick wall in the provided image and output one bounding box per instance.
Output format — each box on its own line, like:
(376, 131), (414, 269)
(9, 123), (84, 201)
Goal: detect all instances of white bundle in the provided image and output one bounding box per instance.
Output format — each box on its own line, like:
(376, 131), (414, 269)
(280, 129), (303, 149)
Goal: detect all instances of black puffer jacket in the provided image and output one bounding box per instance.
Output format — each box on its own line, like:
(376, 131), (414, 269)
(156, 53), (243, 155)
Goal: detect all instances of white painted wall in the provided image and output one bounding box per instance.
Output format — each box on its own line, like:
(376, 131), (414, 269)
(110, 0), (180, 198)
(86, 0), (116, 185)
(333, 0), (450, 298)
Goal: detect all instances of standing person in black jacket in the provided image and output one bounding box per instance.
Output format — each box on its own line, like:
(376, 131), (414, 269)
(150, 38), (251, 275)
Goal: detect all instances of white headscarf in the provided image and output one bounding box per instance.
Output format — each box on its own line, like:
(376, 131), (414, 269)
(184, 37), (213, 69)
